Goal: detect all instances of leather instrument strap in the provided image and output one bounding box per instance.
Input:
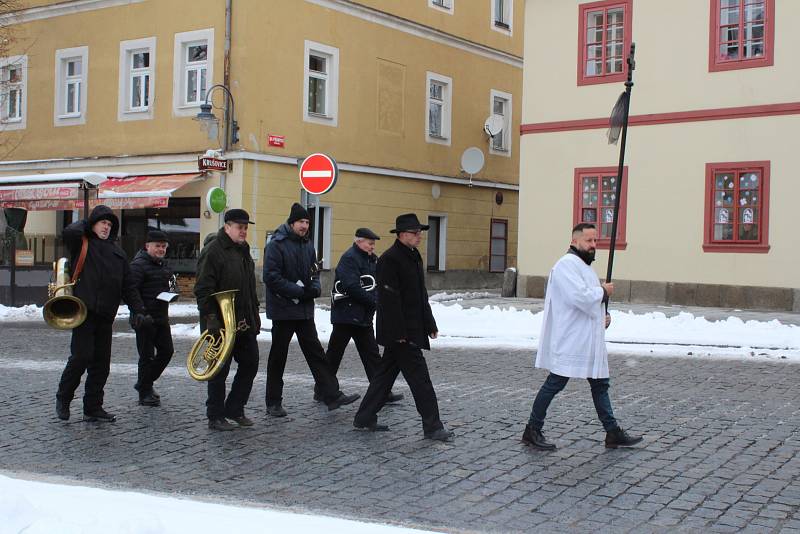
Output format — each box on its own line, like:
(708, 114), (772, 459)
(70, 236), (89, 284)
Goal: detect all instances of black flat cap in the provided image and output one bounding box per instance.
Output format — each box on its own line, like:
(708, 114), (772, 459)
(145, 230), (169, 243)
(355, 227), (380, 240)
(224, 208), (255, 224)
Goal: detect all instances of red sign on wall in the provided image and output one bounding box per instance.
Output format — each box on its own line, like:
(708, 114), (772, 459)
(268, 134), (285, 148)
(299, 153), (338, 195)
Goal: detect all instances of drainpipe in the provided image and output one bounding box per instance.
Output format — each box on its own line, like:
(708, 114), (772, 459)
(219, 0), (232, 226)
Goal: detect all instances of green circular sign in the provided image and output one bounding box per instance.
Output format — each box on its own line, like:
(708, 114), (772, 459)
(206, 187), (227, 213)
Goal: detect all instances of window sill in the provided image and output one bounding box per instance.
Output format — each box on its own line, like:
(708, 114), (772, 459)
(702, 243), (770, 253)
(123, 108), (150, 114)
(307, 111), (332, 120)
(577, 72), (627, 86)
(426, 268), (445, 273)
(57, 113), (82, 119)
(494, 21), (510, 30)
(1, 118), (22, 124)
(427, 133), (448, 140)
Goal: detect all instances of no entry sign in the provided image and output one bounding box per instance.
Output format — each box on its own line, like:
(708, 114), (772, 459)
(299, 153), (338, 195)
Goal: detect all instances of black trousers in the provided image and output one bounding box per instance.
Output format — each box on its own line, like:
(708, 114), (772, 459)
(56, 311), (114, 411)
(206, 331), (259, 419)
(354, 342), (443, 434)
(314, 323), (381, 397)
(266, 319), (340, 406)
(134, 321), (174, 393)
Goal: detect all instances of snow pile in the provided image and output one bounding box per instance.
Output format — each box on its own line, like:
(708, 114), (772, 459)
(429, 291), (496, 302)
(0, 474), (432, 534)
(0, 304), (42, 321)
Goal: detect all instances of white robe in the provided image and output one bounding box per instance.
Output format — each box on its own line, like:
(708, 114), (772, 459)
(535, 253), (609, 379)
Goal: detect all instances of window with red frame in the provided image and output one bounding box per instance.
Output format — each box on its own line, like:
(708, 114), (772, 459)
(709, 0), (774, 72)
(577, 0), (632, 86)
(704, 162), (770, 252)
(573, 167), (627, 249)
(489, 219), (507, 272)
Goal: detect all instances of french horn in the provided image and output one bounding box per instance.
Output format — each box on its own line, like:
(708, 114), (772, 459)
(186, 289), (238, 381)
(43, 258), (87, 330)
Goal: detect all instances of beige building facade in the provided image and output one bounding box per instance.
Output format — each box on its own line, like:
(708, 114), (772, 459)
(0, 0), (523, 304)
(519, 0), (799, 310)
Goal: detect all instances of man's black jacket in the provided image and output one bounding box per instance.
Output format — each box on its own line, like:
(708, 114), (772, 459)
(62, 205), (144, 321)
(330, 243), (377, 327)
(263, 223), (321, 321)
(375, 239), (437, 349)
(129, 249), (173, 324)
(194, 227), (260, 331)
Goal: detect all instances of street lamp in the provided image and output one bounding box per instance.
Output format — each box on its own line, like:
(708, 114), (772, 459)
(193, 84), (239, 152)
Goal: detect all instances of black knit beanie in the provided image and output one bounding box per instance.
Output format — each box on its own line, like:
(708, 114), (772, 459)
(287, 202), (311, 224)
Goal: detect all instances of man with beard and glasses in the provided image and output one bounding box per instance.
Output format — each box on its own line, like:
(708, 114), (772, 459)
(522, 223), (642, 451)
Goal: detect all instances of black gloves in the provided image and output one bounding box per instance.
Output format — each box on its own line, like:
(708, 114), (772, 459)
(131, 313), (154, 330)
(302, 286), (321, 301)
(204, 313), (223, 337)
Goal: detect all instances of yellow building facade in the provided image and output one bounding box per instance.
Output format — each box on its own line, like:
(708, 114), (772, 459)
(0, 0), (522, 303)
(519, 0), (799, 310)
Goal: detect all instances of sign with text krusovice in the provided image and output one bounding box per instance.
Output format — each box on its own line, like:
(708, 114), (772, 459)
(298, 153), (338, 195)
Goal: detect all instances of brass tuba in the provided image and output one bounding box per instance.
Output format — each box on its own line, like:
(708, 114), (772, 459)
(186, 289), (238, 381)
(43, 258), (87, 330)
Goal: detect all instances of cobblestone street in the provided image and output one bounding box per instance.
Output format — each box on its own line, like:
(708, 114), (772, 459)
(1, 321), (800, 533)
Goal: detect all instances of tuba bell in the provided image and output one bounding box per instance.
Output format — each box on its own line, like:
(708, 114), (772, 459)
(43, 258), (87, 330)
(331, 275), (376, 302)
(186, 289), (238, 381)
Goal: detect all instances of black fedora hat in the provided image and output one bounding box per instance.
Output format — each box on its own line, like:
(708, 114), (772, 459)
(224, 208), (255, 225)
(390, 213), (430, 234)
(145, 230), (169, 243)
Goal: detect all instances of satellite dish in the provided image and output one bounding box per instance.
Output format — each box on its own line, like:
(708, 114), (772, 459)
(461, 147), (485, 175)
(484, 115), (504, 137)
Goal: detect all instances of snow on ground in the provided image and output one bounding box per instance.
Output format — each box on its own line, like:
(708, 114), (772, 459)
(3, 300), (799, 361)
(0, 473), (432, 534)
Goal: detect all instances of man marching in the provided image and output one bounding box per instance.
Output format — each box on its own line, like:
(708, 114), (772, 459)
(194, 209), (261, 431)
(55, 205), (147, 422)
(353, 213), (452, 441)
(522, 223), (642, 450)
(129, 230), (174, 407)
(263, 202), (360, 417)
(317, 227), (402, 403)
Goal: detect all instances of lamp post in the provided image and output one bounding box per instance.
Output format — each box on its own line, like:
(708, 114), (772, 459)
(194, 84), (239, 152)
(194, 84), (239, 227)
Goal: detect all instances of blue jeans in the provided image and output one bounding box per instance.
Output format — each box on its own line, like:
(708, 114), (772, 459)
(528, 372), (618, 432)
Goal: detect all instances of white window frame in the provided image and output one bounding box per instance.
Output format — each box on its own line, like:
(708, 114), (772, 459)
(0, 55), (27, 130)
(425, 72), (452, 146)
(488, 89), (512, 157)
(118, 37), (156, 121)
(303, 40), (339, 127)
(172, 28), (214, 117)
(54, 46), (88, 126)
(426, 213), (448, 271)
(429, 0), (454, 14)
(309, 202), (333, 270)
(491, 0), (513, 35)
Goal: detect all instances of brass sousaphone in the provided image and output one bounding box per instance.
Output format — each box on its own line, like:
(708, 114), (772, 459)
(186, 289), (239, 381)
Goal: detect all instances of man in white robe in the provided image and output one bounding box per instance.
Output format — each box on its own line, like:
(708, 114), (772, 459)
(522, 223), (642, 450)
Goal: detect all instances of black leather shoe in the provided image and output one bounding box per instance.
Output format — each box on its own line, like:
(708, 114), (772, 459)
(150, 387), (161, 400)
(56, 399), (70, 421)
(208, 417), (236, 431)
(327, 392), (360, 411)
(424, 428), (454, 442)
(354, 420), (390, 432)
(386, 391), (404, 403)
(522, 424), (556, 450)
(229, 415), (254, 427)
(605, 427), (643, 448)
(83, 408), (116, 422)
(312, 391), (323, 402)
(139, 392), (161, 406)
(266, 404), (288, 417)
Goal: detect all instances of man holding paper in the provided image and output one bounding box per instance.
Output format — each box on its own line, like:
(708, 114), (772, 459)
(128, 230), (175, 407)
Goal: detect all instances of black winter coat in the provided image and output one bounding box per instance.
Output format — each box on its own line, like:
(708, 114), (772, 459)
(194, 227), (260, 331)
(375, 239), (437, 349)
(62, 205), (144, 321)
(263, 223), (321, 321)
(330, 244), (377, 327)
(129, 249), (173, 324)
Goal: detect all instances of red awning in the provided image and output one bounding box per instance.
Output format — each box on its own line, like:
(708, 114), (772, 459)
(0, 173), (202, 211)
